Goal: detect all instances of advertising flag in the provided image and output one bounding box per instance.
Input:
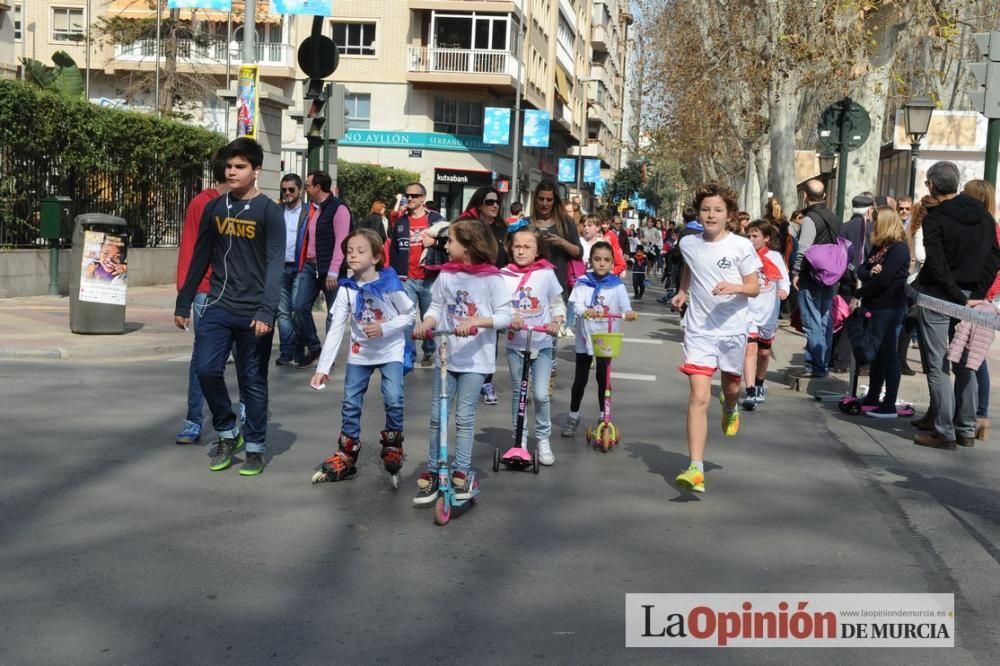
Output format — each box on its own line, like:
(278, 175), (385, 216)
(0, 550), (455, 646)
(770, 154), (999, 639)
(271, 0), (334, 15)
(583, 159), (601, 183)
(236, 64), (260, 139)
(594, 177), (606, 196)
(558, 158), (576, 183)
(483, 107), (511, 145)
(522, 110), (550, 148)
(167, 0), (232, 9)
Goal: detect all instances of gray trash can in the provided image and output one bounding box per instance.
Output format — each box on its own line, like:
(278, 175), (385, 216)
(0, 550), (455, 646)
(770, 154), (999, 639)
(69, 214), (129, 334)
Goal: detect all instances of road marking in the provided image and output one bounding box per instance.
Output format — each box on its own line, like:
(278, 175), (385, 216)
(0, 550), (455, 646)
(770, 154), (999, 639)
(611, 372), (657, 382)
(623, 338), (663, 344)
(166, 355), (190, 362)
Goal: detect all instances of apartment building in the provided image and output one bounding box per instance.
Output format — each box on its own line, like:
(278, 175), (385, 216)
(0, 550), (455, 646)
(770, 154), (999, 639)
(10, 1), (624, 215)
(0, 2), (18, 79)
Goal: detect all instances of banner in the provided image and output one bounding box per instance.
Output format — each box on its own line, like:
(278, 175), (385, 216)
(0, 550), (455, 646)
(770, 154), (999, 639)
(167, 0), (232, 9)
(558, 158), (576, 183)
(236, 64), (259, 140)
(79, 230), (128, 305)
(583, 159), (601, 183)
(483, 107), (511, 145)
(271, 0), (334, 15)
(594, 177), (606, 196)
(522, 110), (550, 148)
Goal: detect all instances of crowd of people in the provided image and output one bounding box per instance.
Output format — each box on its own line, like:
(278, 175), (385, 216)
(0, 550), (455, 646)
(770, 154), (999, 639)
(172, 137), (999, 496)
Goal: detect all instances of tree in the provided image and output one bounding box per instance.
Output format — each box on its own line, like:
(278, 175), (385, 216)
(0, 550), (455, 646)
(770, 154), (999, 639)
(600, 160), (644, 213)
(21, 51), (85, 98)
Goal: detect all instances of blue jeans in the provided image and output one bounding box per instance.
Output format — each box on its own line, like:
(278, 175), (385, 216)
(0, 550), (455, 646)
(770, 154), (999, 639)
(194, 305), (273, 453)
(862, 307), (905, 408)
(341, 362), (404, 439)
(427, 369), (486, 474)
(276, 263), (300, 361)
(506, 346), (554, 440)
(185, 292), (209, 424)
(798, 281), (835, 376)
(404, 277), (436, 360)
(293, 262), (336, 354)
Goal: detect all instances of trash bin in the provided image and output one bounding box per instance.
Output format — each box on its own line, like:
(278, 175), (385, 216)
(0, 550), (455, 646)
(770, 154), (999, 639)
(69, 214), (129, 334)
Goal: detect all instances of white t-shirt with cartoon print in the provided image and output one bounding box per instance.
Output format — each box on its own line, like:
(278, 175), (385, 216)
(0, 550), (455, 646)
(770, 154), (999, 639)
(569, 278), (632, 355)
(679, 232), (761, 337)
(316, 280), (415, 373)
(748, 249), (791, 333)
(501, 267), (566, 353)
(426, 270), (513, 374)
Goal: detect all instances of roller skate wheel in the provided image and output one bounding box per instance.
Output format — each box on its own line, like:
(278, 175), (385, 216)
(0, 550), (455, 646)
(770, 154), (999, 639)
(311, 470), (328, 484)
(434, 496), (451, 525)
(585, 427), (593, 442)
(390, 474), (399, 489)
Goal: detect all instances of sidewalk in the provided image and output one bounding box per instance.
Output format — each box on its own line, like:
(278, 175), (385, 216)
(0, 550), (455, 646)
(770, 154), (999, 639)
(0, 286), (198, 360)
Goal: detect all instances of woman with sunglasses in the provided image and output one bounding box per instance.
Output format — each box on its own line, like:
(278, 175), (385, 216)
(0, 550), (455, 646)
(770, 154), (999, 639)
(453, 186), (509, 404)
(528, 180), (583, 298)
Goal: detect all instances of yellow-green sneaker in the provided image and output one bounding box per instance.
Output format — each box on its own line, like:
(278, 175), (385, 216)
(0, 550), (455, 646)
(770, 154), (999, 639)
(675, 464), (705, 492)
(721, 408), (740, 437)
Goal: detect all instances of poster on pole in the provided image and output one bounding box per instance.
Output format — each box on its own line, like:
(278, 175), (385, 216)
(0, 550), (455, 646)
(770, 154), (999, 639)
(583, 159), (601, 183)
(558, 158), (576, 183)
(271, 0), (334, 15)
(483, 107), (511, 145)
(167, 0), (232, 9)
(79, 230), (128, 305)
(236, 64), (260, 140)
(522, 110), (550, 148)
(594, 177), (607, 196)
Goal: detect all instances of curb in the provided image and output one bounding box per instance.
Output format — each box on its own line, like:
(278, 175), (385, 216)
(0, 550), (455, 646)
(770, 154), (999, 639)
(0, 343), (192, 361)
(0, 347), (68, 360)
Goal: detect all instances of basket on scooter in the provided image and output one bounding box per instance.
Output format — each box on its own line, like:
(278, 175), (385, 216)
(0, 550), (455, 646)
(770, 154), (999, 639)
(592, 332), (623, 358)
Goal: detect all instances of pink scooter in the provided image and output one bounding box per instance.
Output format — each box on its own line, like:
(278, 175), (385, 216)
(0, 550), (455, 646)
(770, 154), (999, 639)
(493, 325), (554, 474)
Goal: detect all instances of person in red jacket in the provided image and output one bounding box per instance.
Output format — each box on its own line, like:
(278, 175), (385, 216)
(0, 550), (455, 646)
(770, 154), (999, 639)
(599, 217), (627, 276)
(174, 153), (234, 444)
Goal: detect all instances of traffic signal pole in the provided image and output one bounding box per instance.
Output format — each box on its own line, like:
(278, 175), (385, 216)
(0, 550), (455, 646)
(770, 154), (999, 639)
(986, 119), (999, 186)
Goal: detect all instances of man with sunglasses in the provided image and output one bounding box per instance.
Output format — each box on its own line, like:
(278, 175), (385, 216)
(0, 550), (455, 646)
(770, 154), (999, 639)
(388, 182), (446, 366)
(275, 174), (308, 366)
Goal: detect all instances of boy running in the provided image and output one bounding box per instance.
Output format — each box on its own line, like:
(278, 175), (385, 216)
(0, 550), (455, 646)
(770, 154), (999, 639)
(670, 182), (761, 492)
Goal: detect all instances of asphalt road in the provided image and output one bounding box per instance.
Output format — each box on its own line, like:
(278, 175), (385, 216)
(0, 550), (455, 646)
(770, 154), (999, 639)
(2, 290), (998, 664)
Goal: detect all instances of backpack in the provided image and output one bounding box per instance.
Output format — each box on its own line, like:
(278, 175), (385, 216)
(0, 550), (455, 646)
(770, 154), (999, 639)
(803, 214), (851, 286)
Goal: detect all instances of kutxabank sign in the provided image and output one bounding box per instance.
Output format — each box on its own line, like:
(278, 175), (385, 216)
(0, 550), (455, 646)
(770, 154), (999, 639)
(339, 130), (496, 153)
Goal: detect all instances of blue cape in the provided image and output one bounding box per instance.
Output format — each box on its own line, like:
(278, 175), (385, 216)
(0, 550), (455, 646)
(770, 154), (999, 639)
(338, 268), (406, 321)
(576, 271), (624, 308)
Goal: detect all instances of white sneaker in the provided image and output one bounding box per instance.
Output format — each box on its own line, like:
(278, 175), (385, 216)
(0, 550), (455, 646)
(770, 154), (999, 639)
(537, 438), (555, 465)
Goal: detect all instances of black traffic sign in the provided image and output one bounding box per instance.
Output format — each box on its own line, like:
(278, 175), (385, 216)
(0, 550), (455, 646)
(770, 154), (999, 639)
(817, 98), (871, 153)
(298, 34), (339, 79)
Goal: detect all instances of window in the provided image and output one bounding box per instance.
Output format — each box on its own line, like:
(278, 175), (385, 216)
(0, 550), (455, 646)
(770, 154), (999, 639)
(345, 93), (370, 130)
(13, 3), (21, 41)
(332, 22), (376, 56)
(557, 13), (574, 51)
(52, 7), (85, 42)
(434, 98), (484, 136)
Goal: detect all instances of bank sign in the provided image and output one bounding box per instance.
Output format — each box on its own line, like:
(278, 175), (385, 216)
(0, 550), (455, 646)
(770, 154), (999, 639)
(339, 130), (496, 154)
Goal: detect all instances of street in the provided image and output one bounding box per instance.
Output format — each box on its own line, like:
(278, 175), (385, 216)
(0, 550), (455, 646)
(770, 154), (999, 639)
(2, 285), (999, 664)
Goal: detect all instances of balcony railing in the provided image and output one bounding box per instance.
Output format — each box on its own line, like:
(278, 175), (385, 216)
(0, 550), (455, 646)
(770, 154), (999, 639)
(114, 39), (292, 66)
(408, 47), (519, 78)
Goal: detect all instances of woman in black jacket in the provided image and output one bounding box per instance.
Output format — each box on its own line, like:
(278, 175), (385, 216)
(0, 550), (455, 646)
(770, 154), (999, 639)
(857, 206), (911, 418)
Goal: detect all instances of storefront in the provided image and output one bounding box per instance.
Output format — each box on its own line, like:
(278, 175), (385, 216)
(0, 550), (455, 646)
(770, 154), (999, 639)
(432, 168), (510, 220)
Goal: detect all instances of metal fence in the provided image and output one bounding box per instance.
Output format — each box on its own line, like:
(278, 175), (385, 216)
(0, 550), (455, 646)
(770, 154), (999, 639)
(0, 144), (210, 249)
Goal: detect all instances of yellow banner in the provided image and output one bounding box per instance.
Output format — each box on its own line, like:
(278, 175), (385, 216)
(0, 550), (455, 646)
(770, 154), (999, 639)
(236, 64), (260, 140)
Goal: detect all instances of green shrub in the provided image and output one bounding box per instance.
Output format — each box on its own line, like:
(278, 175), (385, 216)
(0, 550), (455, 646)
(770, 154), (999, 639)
(336, 160), (419, 220)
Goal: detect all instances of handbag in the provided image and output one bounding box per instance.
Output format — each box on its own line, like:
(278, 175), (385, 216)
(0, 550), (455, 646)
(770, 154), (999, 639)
(802, 214), (851, 286)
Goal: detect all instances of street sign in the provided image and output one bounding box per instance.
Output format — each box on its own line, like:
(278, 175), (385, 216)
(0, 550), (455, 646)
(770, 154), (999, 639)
(817, 99), (871, 153)
(298, 35), (339, 79)
(409, 150), (422, 158)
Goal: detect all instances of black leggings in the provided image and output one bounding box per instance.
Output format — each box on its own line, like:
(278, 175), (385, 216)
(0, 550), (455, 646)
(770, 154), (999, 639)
(632, 272), (645, 298)
(570, 353), (611, 413)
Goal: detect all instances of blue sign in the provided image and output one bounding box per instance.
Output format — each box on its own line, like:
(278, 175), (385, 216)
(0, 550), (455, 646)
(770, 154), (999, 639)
(522, 110), (550, 148)
(271, 0), (333, 14)
(558, 158), (576, 183)
(483, 107), (511, 145)
(594, 177), (606, 196)
(583, 159), (601, 183)
(339, 129), (496, 153)
(168, 0), (232, 8)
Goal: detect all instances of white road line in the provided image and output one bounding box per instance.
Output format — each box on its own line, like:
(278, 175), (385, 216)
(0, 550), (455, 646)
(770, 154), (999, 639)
(611, 372), (657, 382)
(166, 355), (190, 362)
(622, 338), (663, 344)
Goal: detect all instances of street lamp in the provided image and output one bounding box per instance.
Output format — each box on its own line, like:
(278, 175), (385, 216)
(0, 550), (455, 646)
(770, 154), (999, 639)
(903, 96), (935, 200)
(818, 152), (836, 180)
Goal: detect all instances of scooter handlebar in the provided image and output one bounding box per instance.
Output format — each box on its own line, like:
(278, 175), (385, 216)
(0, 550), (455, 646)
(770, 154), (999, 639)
(412, 326), (479, 340)
(583, 311), (638, 321)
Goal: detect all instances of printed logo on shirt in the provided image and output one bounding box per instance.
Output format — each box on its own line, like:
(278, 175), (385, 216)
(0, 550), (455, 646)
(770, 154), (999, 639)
(358, 298), (385, 324)
(447, 290), (479, 323)
(716, 256), (733, 270)
(512, 286), (541, 315)
(215, 215), (256, 239)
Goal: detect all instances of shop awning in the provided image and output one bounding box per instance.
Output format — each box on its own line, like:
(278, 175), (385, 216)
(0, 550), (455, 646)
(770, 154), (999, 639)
(554, 66), (571, 104)
(107, 0), (281, 23)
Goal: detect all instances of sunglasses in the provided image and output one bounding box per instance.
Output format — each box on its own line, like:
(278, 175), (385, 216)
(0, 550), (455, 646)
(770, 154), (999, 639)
(281, 187), (298, 193)
(404, 193), (424, 199)
(483, 198), (499, 205)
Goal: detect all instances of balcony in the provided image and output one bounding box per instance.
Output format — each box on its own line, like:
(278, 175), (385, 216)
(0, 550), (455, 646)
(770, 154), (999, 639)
(407, 46), (520, 92)
(113, 39), (293, 68)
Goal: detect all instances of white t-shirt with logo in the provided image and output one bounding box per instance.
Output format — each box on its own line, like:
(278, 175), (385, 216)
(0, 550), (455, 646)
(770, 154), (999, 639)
(748, 249), (791, 332)
(426, 270), (513, 374)
(316, 280), (415, 373)
(679, 232), (761, 337)
(501, 267), (566, 353)
(569, 279), (632, 355)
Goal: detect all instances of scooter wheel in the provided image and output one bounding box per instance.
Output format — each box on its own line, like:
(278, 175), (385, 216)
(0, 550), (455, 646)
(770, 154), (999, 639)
(600, 432), (613, 453)
(848, 403), (862, 416)
(390, 474), (399, 490)
(532, 449), (540, 474)
(492, 448), (501, 472)
(585, 427), (593, 443)
(434, 496), (451, 525)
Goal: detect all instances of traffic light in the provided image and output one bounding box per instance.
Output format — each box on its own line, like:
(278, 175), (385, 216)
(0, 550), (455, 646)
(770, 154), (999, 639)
(326, 83), (346, 141)
(304, 78), (327, 139)
(969, 31), (1000, 119)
